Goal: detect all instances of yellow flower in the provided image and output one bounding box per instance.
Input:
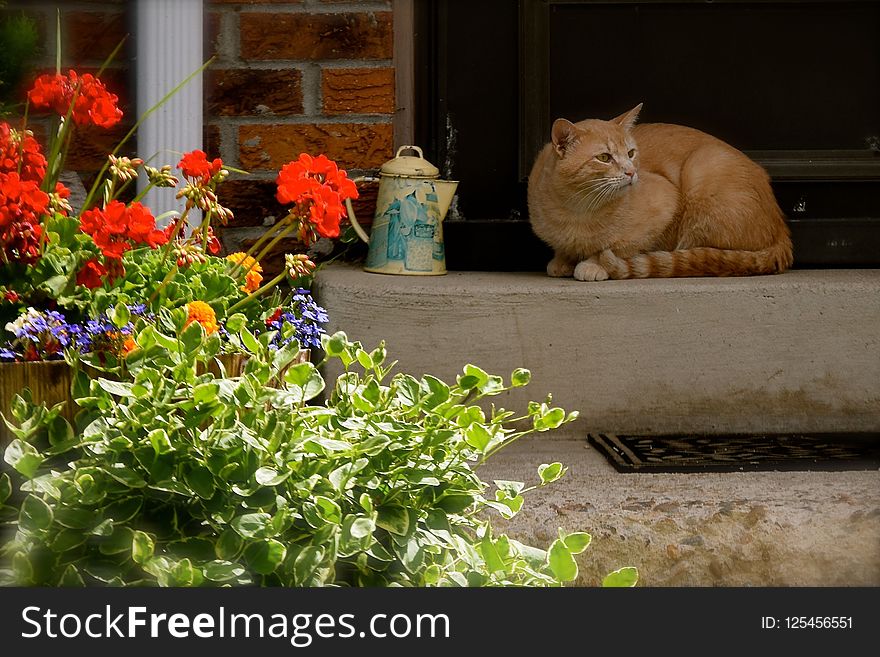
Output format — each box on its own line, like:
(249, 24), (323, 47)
(226, 252), (263, 293)
(185, 300), (219, 335)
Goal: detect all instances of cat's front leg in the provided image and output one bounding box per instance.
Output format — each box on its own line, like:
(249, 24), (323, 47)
(547, 254), (576, 278)
(573, 256), (609, 281)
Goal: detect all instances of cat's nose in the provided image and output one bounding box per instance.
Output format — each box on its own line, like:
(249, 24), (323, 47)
(624, 169), (636, 179)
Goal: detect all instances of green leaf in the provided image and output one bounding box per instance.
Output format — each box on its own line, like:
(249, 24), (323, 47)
(49, 529), (87, 552)
(225, 313), (247, 333)
(283, 362), (325, 402)
(58, 565), (84, 587)
(562, 532), (592, 554)
(534, 407), (567, 431)
(376, 505), (410, 536)
(240, 328), (261, 354)
(216, 529), (244, 561)
(602, 567), (639, 588)
(244, 539), (287, 575)
(97, 378), (135, 397)
(538, 462), (566, 485)
(99, 526), (135, 555)
(465, 423), (491, 451)
(481, 531), (506, 573)
(323, 332), (348, 357)
(511, 368), (531, 387)
(132, 531), (155, 564)
(184, 465), (215, 499)
(548, 539), (578, 582)
(4, 439), (43, 478)
(359, 493), (374, 514)
(314, 496), (342, 524)
(231, 512), (272, 539)
(193, 382), (219, 404)
(0, 472), (11, 504)
(356, 348), (373, 369)
(254, 467), (290, 487)
(20, 495), (53, 531)
(204, 560), (246, 582)
(148, 429), (174, 455)
(111, 302), (131, 329)
(293, 545), (324, 585)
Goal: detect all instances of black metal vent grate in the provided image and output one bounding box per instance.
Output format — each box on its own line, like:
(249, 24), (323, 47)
(587, 433), (880, 473)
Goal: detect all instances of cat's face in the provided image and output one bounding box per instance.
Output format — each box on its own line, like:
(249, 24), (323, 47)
(550, 104), (642, 207)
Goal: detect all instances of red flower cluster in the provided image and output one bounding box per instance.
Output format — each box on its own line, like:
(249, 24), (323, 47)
(0, 123), (47, 183)
(275, 153), (358, 241)
(28, 70), (123, 129)
(0, 122), (69, 264)
(79, 200), (168, 264)
(178, 150), (223, 185)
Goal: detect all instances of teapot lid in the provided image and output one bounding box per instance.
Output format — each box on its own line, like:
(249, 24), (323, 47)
(380, 145), (440, 178)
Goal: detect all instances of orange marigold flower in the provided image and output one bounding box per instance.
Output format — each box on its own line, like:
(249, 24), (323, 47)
(243, 268), (263, 293)
(185, 301), (219, 335)
(226, 252), (263, 293)
(122, 336), (137, 356)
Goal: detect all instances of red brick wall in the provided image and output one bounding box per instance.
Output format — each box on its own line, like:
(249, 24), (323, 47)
(2, 0), (395, 261)
(206, 0), (394, 257)
(2, 0), (134, 179)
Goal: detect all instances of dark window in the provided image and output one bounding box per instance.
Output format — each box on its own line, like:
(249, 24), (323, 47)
(415, 0), (880, 270)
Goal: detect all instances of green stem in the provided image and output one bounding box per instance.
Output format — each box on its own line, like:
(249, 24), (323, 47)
(200, 208), (213, 251)
(227, 214), (290, 277)
(227, 270), (287, 313)
(159, 207), (191, 268)
(254, 221), (298, 266)
(147, 264), (180, 305)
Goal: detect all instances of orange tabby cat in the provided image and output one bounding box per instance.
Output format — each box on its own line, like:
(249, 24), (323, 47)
(528, 104), (793, 280)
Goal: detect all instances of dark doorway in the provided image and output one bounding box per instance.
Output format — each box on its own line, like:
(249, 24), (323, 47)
(415, 0), (880, 270)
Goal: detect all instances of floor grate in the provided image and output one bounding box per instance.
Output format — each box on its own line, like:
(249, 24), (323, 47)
(587, 432), (880, 473)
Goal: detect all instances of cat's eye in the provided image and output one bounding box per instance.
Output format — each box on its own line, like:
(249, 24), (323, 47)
(596, 153), (612, 163)
(628, 148), (636, 158)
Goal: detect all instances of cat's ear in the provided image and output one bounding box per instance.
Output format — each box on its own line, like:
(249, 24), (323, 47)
(551, 118), (577, 156)
(612, 103), (643, 131)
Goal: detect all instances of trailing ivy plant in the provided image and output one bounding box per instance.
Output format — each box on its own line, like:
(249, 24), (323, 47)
(0, 311), (638, 587)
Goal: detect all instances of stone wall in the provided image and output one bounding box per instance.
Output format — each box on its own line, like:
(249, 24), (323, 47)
(1, 0), (394, 265)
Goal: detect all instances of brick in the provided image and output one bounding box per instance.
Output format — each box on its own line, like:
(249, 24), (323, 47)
(66, 123), (134, 171)
(322, 67), (394, 115)
(210, 1), (303, 5)
(66, 11), (129, 63)
(215, 178), (289, 228)
(205, 12), (221, 60)
(207, 68), (303, 116)
(205, 124), (222, 160)
(239, 122), (393, 171)
(240, 12), (392, 61)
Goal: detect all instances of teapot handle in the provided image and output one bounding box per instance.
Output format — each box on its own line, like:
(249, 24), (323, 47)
(345, 176), (379, 244)
(396, 145), (424, 159)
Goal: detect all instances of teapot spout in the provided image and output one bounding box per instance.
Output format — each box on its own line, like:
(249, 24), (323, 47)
(433, 180), (459, 220)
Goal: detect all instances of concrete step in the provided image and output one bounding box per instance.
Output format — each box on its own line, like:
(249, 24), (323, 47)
(477, 434), (880, 586)
(314, 265), (880, 435)
(313, 265), (880, 585)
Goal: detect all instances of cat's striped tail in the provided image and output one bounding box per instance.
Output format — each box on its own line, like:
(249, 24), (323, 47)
(598, 240), (793, 279)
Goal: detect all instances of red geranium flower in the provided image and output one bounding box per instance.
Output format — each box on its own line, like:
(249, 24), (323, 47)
(0, 123), (48, 183)
(178, 150), (223, 185)
(76, 258), (107, 289)
(28, 70), (122, 129)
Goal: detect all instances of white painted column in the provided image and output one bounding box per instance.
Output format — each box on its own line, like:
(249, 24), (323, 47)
(136, 0), (203, 224)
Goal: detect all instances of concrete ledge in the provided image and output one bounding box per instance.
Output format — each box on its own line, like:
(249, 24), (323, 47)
(314, 265), (880, 434)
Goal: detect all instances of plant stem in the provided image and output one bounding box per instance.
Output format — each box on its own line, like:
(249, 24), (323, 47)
(227, 214), (290, 277)
(227, 270), (287, 313)
(147, 264), (179, 305)
(254, 221), (298, 265)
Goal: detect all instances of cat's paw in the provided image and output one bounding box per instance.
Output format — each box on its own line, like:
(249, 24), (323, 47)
(573, 260), (609, 281)
(546, 257), (575, 278)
